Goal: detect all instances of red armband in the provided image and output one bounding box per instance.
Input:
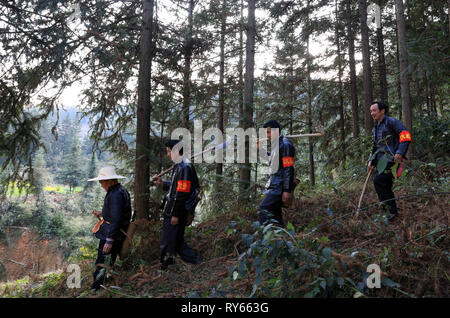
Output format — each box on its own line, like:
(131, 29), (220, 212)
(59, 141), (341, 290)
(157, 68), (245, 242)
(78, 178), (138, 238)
(282, 157), (294, 168)
(399, 130), (411, 143)
(176, 180), (191, 192)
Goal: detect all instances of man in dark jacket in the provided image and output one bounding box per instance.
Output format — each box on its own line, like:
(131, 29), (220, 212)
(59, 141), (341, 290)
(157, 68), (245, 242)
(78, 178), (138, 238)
(368, 101), (411, 220)
(88, 166), (131, 290)
(257, 120), (296, 227)
(152, 139), (201, 270)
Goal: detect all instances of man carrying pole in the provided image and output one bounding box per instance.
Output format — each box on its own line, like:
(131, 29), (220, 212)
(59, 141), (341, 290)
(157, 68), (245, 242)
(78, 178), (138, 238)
(367, 101), (411, 221)
(152, 139), (201, 270)
(256, 120), (296, 227)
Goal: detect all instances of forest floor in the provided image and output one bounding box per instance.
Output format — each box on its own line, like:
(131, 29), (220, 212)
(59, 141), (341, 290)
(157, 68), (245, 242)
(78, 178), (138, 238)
(0, 178), (448, 298)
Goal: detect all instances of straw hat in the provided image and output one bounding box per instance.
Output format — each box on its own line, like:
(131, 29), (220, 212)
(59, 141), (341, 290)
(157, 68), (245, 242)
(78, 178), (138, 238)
(87, 166), (126, 182)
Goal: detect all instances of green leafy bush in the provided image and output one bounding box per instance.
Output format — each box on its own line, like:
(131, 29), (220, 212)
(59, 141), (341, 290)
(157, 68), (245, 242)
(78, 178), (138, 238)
(227, 221), (403, 298)
(413, 115), (449, 162)
(227, 222), (354, 297)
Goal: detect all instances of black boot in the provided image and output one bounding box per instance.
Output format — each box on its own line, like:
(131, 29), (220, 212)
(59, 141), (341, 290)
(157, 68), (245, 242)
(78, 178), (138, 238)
(91, 267), (105, 290)
(161, 254), (175, 271)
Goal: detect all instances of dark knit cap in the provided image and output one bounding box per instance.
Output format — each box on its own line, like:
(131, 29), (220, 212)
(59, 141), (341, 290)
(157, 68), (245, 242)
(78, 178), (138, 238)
(263, 120), (281, 130)
(164, 139), (181, 149)
(165, 139), (183, 155)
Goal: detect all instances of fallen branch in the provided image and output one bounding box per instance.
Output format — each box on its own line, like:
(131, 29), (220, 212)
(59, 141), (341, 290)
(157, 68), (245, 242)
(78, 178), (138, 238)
(7, 259), (26, 266)
(136, 274), (163, 288)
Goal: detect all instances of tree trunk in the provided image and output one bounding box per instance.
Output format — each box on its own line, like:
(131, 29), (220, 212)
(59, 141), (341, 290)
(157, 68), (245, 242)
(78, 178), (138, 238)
(448, 0), (450, 37)
(135, 0), (154, 220)
(395, 29), (402, 120)
(238, 0), (244, 123)
(216, 0), (227, 177)
(306, 0), (315, 187)
(239, 0), (256, 194)
(359, 0), (373, 133)
(415, 77), (423, 113)
(377, 0), (388, 103)
(336, 0), (346, 163)
(182, 0), (195, 129)
(290, 103), (294, 135)
(430, 83), (437, 115)
(395, 0), (413, 150)
(159, 119), (165, 172)
(346, 0), (359, 138)
(425, 72), (431, 114)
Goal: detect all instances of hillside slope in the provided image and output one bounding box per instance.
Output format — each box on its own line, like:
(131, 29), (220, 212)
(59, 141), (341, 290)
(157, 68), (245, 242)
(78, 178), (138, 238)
(1, 182), (448, 298)
(0, 227), (65, 283)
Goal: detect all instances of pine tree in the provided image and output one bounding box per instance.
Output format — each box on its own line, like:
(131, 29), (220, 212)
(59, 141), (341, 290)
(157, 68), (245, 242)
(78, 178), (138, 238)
(32, 148), (51, 202)
(376, 0), (389, 103)
(239, 0), (256, 197)
(395, 0), (413, 141)
(335, 0), (346, 164)
(81, 152), (102, 215)
(58, 135), (84, 192)
(85, 153), (98, 189)
(135, 0), (155, 220)
(359, 0), (374, 133)
(346, 0), (360, 138)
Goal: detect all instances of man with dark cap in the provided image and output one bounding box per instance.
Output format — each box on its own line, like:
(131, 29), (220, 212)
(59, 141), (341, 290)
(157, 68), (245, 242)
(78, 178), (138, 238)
(152, 139), (201, 270)
(87, 166), (132, 290)
(257, 120), (296, 227)
(368, 101), (411, 221)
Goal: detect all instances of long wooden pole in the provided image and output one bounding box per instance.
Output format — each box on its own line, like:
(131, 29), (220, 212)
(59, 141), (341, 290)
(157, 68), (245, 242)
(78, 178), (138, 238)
(154, 123), (325, 180)
(152, 140), (229, 179)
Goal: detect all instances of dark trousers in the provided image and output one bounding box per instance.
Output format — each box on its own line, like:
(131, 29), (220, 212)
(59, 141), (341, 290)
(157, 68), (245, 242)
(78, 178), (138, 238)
(258, 193), (284, 227)
(92, 239), (123, 288)
(373, 164), (398, 215)
(160, 216), (201, 265)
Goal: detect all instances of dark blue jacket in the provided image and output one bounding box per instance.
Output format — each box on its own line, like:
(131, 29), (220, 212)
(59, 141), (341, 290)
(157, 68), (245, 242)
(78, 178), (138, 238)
(162, 158), (200, 219)
(370, 116), (411, 164)
(95, 183), (132, 241)
(264, 136), (296, 195)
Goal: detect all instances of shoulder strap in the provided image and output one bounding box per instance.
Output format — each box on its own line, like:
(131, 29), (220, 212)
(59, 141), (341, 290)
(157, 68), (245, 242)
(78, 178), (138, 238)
(385, 116), (396, 132)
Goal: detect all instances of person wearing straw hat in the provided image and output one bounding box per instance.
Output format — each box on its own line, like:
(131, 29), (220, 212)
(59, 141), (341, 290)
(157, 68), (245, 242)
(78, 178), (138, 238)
(87, 166), (132, 290)
(152, 139), (201, 270)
